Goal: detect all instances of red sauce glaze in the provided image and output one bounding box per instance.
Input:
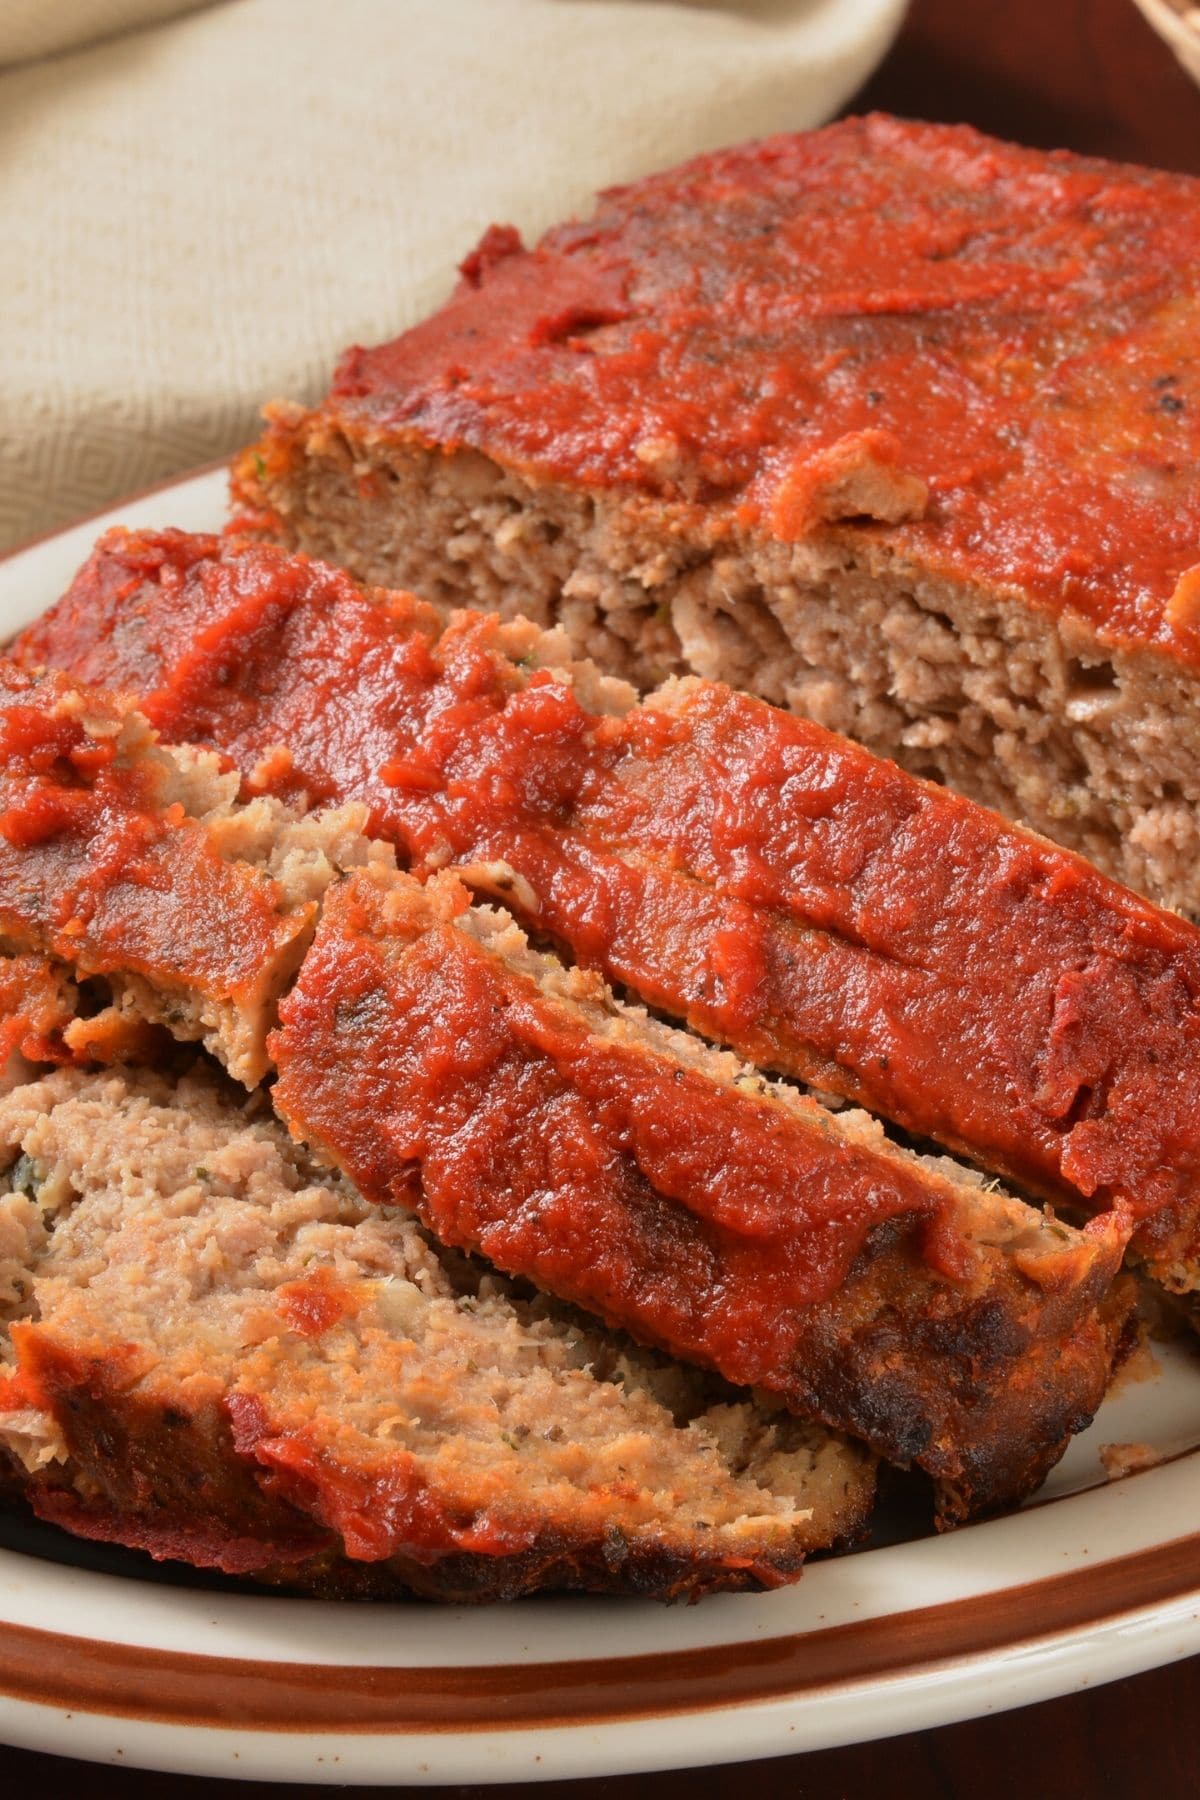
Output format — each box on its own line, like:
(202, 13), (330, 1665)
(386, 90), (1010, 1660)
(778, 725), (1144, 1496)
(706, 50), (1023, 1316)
(226, 1392), (541, 1564)
(24, 532), (1200, 1246)
(328, 116), (1200, 663)
(14, 533), (445, 819)
(270, 872), (974, 1394)
(275, 1271), (356, 1338)
(0, 657), (311, 1014)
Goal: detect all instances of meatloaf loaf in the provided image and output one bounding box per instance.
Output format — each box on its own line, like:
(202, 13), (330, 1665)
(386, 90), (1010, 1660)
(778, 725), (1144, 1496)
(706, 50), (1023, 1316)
(270, 865), (1131, 1524)
(21, 529), (1200, 1297)
(0, 660), (1132, 1519)
(231, 116), (1200, 914)
(0, 1064), (877, 1600)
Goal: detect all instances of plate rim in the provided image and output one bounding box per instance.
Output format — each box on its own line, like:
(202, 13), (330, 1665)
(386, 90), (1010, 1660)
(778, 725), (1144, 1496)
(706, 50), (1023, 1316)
(2, 1508), (1200, 1737)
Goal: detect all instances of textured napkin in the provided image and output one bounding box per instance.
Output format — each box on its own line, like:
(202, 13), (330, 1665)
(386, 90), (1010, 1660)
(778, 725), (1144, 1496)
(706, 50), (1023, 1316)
(0, 0), (209, 68)
(1, 0), (904, 550)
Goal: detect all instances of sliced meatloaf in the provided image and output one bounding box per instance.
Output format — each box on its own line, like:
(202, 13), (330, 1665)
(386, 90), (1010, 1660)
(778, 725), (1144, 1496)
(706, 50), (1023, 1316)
(0, 622), (1137, 1517)
(0, 1065), (875, 1600)
(270, 865), (1131, 1526)
(0, 658), (389, 1085)
(230, 116), (1200, 914)
(21, 530), (1200, 1296)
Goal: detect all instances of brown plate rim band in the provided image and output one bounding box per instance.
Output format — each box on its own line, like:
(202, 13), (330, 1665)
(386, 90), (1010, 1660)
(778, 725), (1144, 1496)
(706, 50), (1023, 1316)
(1, 1528), (1198, 1736)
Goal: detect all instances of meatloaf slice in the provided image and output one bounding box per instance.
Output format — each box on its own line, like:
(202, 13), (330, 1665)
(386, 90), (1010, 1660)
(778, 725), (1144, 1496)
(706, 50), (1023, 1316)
(270, 865), (1131, 1527)
(0, 1066), (875, 1601)
(22, 530), (1200, 1295)
(231, 116), (1200, 914)
(0, 659), (389, 1085)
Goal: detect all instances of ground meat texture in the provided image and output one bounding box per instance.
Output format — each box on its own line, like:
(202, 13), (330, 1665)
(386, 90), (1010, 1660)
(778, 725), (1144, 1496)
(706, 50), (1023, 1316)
(0, 1065), (876, 1602)
(270, 866), (1131, 1527)
(21, 531), (1200, 1295)
(228, 116), (1200, 916)
(0, 659), (389, 1085)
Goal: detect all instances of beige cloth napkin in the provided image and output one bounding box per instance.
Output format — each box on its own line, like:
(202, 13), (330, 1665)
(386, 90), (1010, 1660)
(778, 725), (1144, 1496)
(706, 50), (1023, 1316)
(0, 0), (905, 550)
(0, 0), (210, 67)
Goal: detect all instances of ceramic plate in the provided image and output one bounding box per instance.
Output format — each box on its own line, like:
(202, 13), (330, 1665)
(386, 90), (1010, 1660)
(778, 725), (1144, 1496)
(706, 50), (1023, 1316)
(1, 468), (1200, 1786)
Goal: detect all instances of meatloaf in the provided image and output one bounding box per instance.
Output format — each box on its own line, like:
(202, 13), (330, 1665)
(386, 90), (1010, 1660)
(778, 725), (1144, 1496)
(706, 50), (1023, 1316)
(0, 1065), (877, 1600)
(0, 657), (390, 1085)
(21, 529), (1200, 1296)
(231, 115), (1200, 914)
(0, 662), (1131, 1518)
(270, 864), (1131, 1525)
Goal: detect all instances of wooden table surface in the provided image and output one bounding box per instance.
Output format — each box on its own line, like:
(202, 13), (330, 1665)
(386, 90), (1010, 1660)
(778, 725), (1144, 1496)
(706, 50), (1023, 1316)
(8, 0), (1200, 1793)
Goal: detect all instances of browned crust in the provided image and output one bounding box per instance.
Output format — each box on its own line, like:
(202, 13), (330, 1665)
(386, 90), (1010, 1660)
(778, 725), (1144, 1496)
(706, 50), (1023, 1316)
(2, 1331), (824, 1603)
(764, 1242), (1137, 1525)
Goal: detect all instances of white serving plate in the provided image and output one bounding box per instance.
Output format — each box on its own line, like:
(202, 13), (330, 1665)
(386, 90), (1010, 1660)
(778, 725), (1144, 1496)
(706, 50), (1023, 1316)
(1, 466), (1199, 1786)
